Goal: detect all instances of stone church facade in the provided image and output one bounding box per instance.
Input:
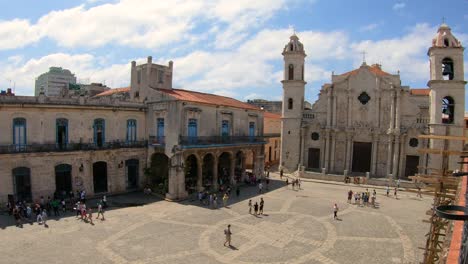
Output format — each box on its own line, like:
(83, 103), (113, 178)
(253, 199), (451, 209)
(280, 24), (465, 180)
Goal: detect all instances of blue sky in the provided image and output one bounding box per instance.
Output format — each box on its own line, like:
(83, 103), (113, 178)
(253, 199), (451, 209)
(0, 0), (467, 106)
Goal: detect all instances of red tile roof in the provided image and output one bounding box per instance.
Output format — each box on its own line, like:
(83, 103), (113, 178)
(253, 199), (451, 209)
(340, 64), (391, 77)
(158, 88), (260, 110)
(94, 87), (130, 97)
(264, 112), (281, 119)
(410, 89), (430, 96)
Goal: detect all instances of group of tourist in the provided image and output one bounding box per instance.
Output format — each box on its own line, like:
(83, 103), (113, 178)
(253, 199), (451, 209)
(248, 197), (265, 215)
(347, 188), (378, 207)
(7, 189), (108, 228)
(285, 177), (301, 190)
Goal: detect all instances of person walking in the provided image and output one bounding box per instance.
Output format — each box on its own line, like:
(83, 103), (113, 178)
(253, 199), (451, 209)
(41, 209), (48, 226)
(87, 207), (93, 225)
(333, 204), (339, 220)
(417, 186), (423, 198)
(13, 206), (22, 227)
(386, 185), (390, 197)
(254, 202), (259, 215)
(280, 169), (283, 179)
(298, 179), (301, 190)
(248, 199), (252, 214)
(96, 202), (105, 221)
(397, 179), (401, 190)
(347, 190), (353, 203)
(258, 182), (263, 194)
(394, 187), (398, 199)
(259, 198), (264, 215)
(102, 195), (107, 208)
(286, 178), (289, 188)
(213, 194), (218, 209)
(223, 193), (229, 208)
(75, 201), (81, 218)
(292, 179), (296, 190)
(224, 225), (232, 247)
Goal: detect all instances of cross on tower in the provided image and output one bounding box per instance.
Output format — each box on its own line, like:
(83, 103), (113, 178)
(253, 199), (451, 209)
(361, 51), (367, 64)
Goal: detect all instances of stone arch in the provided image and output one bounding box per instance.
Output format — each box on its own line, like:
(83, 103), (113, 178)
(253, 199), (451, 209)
(150, 153), (169, 192)
(218, 152), (232, 186)
(442, 96), (455, 124)
(185, 154), (198, 193)
(288, 64), (294, 80)
(202, 153), (215, 188)
(55, 164), (72, 196)
(441, 57), (454, 80)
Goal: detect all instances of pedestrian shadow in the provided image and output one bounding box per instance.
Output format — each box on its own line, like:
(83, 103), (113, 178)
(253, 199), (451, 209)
(228, 245), (238, 250)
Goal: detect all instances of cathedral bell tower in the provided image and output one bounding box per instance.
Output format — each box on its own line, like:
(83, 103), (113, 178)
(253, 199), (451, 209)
(428, 23), (466, 170)
(279, 34), (307, 172)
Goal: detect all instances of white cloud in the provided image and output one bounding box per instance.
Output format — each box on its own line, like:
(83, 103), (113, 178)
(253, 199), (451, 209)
(392, 2), (406, 11)
(350, 23), (435, 82)
(359, 23), (379, 32)
(0, 0), (290, 50)
(0, 19), (41, 50)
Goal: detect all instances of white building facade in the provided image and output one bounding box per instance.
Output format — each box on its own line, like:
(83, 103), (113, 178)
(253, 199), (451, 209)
(280, 24), (465, 180)
(34, 67), (77, 96)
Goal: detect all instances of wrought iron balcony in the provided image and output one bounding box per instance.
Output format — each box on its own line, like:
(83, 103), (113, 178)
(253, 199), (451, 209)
(0, 140), (147, 154)
(179, 136), (265, 147)
(149, 136), (165, 146)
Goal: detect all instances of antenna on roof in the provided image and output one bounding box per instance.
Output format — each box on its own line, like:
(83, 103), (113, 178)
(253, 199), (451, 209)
(360, 51), (367, 65)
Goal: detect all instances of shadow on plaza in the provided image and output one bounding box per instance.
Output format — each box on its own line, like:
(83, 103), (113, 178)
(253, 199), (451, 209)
(0, 178), (288, 229)
(179, 177), (287, 210)
(0, 191), (163, 229)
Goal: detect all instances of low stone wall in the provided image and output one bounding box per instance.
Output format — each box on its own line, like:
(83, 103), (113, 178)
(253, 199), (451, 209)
(301, 171), (419, 188)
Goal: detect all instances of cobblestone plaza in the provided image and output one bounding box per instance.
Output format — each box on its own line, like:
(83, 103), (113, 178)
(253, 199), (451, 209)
(0, 174), (431, 264)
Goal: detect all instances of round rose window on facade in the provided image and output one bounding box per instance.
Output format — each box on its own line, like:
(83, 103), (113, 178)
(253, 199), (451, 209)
(409, 138), (419, 147)
(311, 132), (319, 141)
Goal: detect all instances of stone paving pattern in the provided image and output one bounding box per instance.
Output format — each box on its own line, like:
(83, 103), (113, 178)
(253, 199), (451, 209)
(0, 174), (431, 264)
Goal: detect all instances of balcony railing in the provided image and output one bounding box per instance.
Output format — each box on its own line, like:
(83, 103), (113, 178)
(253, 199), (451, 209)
(179, 136), (265, 146)
(149, 136), (166, 146)
(0, 140), (147, 154)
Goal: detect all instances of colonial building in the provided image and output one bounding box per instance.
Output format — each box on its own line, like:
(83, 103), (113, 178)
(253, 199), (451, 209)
(280, 24), (465, 180)
(264, 112), (281, 166)
(0, 57), (265, 204)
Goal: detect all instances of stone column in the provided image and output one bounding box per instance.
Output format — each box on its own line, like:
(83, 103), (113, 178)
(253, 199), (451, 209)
(197, 157), (203, 191)
(392, 135), (400, 179)
(212, 155), (219, 191)
(166, 153), (187, 200)
(345, 133), (353, 171)
(386, 135), (393, 176)
(370, 134), (378, 176)
(332, 95), (337, 127)
(388, 90), (395, 133)
(320, 133), (326, 169)
(395, 91), (401, 134)
(327, 89), (332, 127)
(229, 156), (236, 185)
(324, 130), (330, 172)
(398, 135), (406, 178)
(329, 131), (336, 173)
(346, 88), (352, 127)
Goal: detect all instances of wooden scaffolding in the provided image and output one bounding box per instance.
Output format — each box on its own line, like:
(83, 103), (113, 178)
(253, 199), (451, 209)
(409, 134), (467, 264)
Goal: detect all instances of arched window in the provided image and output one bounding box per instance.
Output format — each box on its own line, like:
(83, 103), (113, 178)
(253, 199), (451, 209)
(126, 119), (137, 142)
(290, 43), (294, 51)
(13, 118), (27, 150)
(56, 118), (68, 149)
(288, 98), (293, 110)
(288, 64), (294, 80)
(442, 96), (455, 124)
(442, 58), (454, 80)
(93, 119), (105, 147)
(444, 38), (449, 47)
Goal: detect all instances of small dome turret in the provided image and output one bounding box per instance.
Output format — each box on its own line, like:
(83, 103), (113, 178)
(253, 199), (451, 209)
(432, 23), (462, 48)
(283, 34), (304, 53)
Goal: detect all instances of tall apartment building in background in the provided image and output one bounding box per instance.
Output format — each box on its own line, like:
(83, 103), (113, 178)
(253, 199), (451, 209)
(34, 67), (77, 96)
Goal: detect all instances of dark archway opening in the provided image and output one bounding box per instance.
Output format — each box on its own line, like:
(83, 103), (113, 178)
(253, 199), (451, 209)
(126, 159), (139, 189)
(13, 167), (32, 202)
(202, 154), (214, 188)
(93, 161), (108, 193)
(442, 58), (454, 80)
(218, 152), (231, 186)
(150, 153), (169, 193)
(55, 164), (72, 197)
(185, 155), (198, 193)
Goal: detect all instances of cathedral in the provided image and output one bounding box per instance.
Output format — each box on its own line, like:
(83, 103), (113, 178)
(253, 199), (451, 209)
(280, 23), (466, 180)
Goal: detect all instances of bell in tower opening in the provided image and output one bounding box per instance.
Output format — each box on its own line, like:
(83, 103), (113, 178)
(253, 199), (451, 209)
(441, 58), (454, 80)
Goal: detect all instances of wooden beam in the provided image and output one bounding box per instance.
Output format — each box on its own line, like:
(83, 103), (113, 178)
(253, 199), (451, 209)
(418, 135), (468, 141)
